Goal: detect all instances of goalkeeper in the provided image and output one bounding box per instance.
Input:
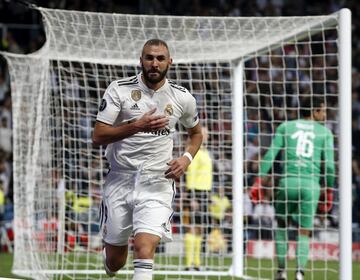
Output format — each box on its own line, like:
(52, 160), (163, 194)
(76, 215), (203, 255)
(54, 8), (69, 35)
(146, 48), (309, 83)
(250, 96), (335, 280)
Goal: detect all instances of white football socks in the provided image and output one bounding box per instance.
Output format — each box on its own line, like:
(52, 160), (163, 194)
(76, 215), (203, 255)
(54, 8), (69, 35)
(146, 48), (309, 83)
(133, 259), (153, 280)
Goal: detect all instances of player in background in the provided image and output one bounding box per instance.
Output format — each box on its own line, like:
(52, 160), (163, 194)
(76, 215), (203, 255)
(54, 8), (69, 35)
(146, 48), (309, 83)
(183, 126), (213, 270)
(92, 39), (202, 279)
(250, 96), (335, 280)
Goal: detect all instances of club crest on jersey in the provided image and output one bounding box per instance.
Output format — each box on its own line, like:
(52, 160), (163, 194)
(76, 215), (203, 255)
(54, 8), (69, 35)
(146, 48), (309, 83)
(164, 104), (173, 116)
(99, 99), (107, 111)
(131, 90), (142, 101)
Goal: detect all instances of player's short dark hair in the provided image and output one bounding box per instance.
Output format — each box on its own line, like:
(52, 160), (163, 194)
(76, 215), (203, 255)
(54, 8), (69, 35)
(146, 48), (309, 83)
(300, 95), (325, 117)
(142, 39), (170, 55)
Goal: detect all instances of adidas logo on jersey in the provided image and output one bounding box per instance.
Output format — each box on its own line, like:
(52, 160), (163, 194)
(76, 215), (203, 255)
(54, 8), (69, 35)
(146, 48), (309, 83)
(130, 103), (140, 110)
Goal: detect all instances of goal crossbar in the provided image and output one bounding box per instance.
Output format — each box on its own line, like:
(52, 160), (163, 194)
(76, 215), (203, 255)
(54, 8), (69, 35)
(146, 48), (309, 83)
(38, 7), (339, 64)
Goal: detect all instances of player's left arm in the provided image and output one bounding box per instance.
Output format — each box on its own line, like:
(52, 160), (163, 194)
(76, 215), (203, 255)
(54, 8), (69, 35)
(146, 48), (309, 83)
(165, 93), (202, 179)
(259, 123), (285, 177)
(165, 122), (202, 179)
(324, 130), (336, 187)
(318, 130), (336, 213)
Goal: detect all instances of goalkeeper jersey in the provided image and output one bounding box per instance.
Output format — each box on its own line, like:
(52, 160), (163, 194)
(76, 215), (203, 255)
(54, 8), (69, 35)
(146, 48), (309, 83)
(96, 73), (199, 174)
(259, 119), (335, 187)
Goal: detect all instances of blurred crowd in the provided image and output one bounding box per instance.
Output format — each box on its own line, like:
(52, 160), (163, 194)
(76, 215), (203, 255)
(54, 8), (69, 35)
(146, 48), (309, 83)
(1, 0), (360, 252)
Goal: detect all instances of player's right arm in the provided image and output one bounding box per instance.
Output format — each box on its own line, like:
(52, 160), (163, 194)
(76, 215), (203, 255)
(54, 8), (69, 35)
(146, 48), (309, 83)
(92, 81), (169, 146)
(92, 109), (169, 146)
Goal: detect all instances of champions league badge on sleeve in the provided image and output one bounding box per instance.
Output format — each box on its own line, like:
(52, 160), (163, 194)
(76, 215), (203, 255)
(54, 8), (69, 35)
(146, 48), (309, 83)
(99, 99), (107, 111)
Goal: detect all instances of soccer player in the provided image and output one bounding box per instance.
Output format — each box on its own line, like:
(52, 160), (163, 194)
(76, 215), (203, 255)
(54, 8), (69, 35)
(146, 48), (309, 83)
(92, 39), (203, 279)
(250, 96), (335, 280)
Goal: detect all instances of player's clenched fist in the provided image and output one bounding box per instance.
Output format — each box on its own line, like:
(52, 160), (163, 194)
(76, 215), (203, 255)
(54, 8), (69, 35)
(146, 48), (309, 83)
(135, 108), (169, 132)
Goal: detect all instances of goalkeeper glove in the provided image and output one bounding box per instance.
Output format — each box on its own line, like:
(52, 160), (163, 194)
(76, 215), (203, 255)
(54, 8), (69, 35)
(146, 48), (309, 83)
(249, 177), (264, 204)
(318, 188), (334, 213)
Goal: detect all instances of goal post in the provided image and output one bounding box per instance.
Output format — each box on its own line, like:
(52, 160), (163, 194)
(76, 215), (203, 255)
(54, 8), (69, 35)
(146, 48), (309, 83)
(232, 61), (245, 277)
(1, 6), (352, 280)
(338, 8), (352, 280)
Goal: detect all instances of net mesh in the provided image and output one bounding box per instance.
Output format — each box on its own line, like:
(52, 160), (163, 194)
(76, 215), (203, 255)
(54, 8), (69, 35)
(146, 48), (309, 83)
(2, 7), (342, 280)
(243, 30), (340, 279)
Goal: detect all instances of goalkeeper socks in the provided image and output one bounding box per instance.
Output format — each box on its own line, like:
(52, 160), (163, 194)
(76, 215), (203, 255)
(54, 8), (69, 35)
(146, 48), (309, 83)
(194, 234), (202, 268)
(184, 233), (196, 267)
(275, 228), (288, 269)
(133, 259), (153, 280)
(296, 234), (310, 270)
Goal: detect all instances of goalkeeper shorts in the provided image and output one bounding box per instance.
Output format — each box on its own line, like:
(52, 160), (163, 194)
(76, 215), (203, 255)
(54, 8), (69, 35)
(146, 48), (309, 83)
(100, 170), (175, 246)
(275, 177), (320, 229)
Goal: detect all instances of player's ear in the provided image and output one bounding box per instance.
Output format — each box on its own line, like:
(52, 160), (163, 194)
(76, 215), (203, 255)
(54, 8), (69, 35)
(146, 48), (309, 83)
(169, 57), (173, 65)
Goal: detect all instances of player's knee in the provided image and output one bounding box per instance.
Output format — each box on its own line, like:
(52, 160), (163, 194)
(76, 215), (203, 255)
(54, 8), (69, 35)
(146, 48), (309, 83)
(107, 254), (127, 271)
(105, 246), (128, 271)
(133, 242), (156, 259)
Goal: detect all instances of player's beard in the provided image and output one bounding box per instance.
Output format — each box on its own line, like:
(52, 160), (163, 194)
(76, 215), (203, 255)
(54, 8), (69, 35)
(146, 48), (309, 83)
(142, 64), (169, 84)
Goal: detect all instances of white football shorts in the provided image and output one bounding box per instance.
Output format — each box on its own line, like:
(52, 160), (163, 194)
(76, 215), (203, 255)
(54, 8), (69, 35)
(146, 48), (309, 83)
(99, 170), (175, 246)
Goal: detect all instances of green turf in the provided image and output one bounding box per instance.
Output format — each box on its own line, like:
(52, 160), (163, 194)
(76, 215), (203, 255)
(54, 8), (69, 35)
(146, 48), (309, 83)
(1, 253), (359, 279)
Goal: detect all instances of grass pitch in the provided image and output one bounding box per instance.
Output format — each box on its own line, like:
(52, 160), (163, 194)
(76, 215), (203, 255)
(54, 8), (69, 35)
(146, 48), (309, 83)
(0, 253), (359, 279)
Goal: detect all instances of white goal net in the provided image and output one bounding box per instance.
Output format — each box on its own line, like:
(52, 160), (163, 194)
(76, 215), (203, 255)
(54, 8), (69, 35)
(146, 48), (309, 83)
(1, 7), (352, 280)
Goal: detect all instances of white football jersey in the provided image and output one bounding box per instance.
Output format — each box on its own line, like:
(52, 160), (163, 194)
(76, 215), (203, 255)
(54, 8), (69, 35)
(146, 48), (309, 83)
(96, 73), (199, 173)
